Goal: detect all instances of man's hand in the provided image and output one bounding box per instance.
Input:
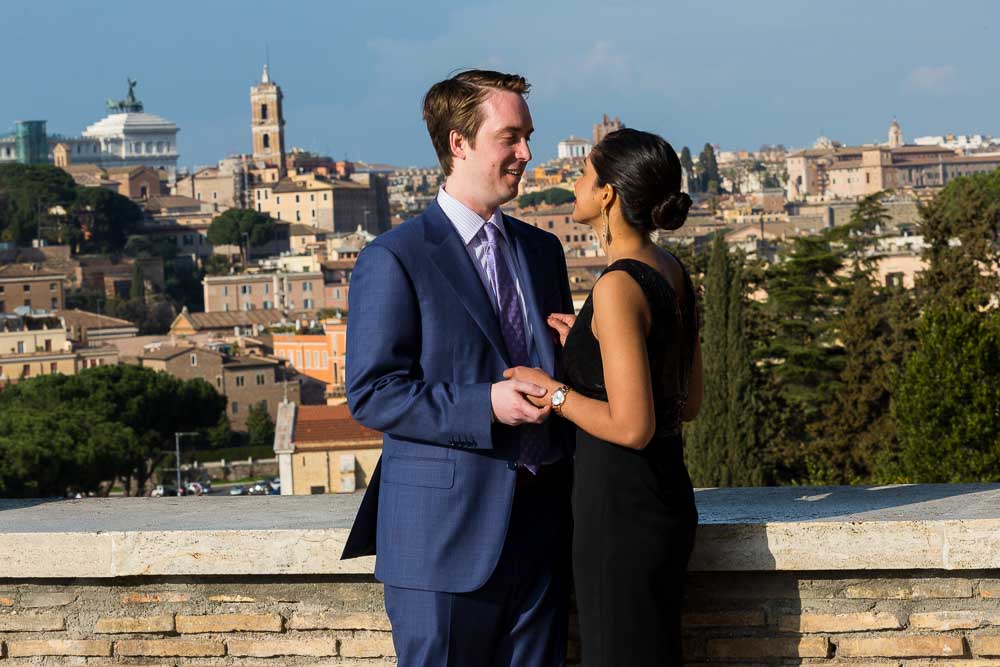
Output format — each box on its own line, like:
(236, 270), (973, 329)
(502, 367), (559, 409)
(546, 313), (577, 347)
(491, 378), (551, 425)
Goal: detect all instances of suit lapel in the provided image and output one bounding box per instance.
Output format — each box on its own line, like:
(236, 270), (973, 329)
(425, 202), (511, 366)
(505, 215), (556, 376)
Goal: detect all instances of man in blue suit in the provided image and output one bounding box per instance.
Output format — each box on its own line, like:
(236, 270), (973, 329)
(342, 70), (575, 666)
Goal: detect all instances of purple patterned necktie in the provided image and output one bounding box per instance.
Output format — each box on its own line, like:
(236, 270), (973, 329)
(482, 221), (529, 367)
(482, 221), (545, 469)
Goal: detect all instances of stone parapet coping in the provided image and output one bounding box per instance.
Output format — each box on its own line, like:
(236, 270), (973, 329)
(1, 484), (999, 578)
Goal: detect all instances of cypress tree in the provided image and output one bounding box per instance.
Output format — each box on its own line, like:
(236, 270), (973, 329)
(685, 236), (764, 486)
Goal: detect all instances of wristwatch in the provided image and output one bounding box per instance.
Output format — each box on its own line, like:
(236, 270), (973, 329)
(551, 385), (572, 417)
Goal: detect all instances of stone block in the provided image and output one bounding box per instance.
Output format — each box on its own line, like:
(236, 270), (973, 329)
(707, 637), (830, 659)
(228, 638), (339, 657)
(116, 639), (226, 657)
(288, 611), (392, 631)
(207, 595), (256, 603)
(339, 635), (396, 658)
(982, 581), (1000, 599)
(20, 592), (77, 608)
(911, 611), (1000, 631)
(837, 636), (966, 657)
(175, 613), (283, 633)
(120, 592), (190, 604)
(0, 597), (14, 606)
(682, 610), (766, 627)
(778, 611), (903, 633)
(970, 634), (1000, 657)
(844, 579), (973, 599)
(6, 640), (112, 657)
(95, 614), (175, 634)
(0, 613), (65, 631)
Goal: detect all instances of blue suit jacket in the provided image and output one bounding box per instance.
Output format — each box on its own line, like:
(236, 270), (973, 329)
(341, 200), (574, 593)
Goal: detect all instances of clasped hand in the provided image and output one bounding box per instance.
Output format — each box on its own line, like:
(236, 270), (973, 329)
(490, 367), (559, 426)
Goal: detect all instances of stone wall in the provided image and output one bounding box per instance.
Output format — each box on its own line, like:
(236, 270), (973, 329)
(2, 484), (1000, 664)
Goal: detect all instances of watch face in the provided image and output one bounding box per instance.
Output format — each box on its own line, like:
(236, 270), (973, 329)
(552, 389), (566, 406)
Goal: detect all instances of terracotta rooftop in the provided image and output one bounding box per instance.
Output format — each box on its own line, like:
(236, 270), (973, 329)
(175, 309), (310, 331)
(57, 309), (137, 330)
(293, 404), (381, 449)
(0, 264), (67, 280)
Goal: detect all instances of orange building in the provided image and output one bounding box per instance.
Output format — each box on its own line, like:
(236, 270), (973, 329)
(272, 319), (346, 401)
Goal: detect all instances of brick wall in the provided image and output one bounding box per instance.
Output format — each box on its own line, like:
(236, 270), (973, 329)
(4, 571), (1000, 664)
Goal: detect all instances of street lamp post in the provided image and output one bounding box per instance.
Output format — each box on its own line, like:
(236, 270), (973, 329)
(174, 432), (198, 495)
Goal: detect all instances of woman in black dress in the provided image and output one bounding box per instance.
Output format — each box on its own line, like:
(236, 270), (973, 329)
(505, 128), (703, 666)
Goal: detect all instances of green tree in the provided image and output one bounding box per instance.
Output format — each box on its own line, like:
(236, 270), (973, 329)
(698, 143), (720, 194)
(893, 306), (1000, 482)
(758, 232), (847, 482)
(247, 403), (275, 449)
(679, 146), (695, 192)
(207, 208), (274, 265)
(686, 235), (765, 486)
(0, 164), (77, 245)
(517, 188), (575, 209)
(71, 187), (143, 253)
(917, 170), (1000, 310)
(0, 365), (226, 497)
(129, 262), (146, 300)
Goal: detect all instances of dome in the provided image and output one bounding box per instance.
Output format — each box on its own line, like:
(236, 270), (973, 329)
(83, 112), (178, 137)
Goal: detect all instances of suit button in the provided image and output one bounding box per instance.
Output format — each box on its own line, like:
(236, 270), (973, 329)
(507, 460), (517, 471)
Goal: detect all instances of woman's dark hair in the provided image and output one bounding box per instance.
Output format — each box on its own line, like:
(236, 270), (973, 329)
(589, 128), (691, 232)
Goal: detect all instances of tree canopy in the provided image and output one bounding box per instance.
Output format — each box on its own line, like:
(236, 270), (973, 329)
(0, 364), (226, 497)
(517, 188), (575, 209)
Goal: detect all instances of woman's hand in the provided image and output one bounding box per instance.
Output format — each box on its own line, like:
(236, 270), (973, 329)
(547, 312), (577, 347)
(503, 366), (559, 408)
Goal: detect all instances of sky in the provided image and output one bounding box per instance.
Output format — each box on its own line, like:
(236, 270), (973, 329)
(4, 0), (1000, 169)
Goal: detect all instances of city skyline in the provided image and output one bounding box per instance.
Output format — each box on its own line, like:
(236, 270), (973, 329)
(4, 0), (1000, 168)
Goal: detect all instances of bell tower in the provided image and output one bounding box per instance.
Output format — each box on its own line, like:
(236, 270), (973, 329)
(250, 64), (286, 174)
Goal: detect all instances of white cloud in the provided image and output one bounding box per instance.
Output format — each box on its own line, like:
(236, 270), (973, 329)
(904, 65), (959, 95)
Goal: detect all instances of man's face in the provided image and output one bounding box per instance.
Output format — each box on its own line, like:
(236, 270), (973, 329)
(460, 89), (533, 209)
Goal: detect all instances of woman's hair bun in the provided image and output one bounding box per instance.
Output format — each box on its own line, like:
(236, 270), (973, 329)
(651, 192), (692, 231)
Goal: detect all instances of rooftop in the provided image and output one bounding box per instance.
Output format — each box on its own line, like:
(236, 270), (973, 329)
(293, 404), (381, 449)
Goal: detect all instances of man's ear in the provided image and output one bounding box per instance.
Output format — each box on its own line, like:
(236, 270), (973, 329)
(449, 130), (467, 164)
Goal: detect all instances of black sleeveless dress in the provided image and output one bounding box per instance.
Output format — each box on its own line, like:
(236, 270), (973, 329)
(563, 257), (699, 666)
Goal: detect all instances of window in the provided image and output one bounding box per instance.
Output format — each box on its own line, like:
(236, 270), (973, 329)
(0, 286), (4, 294)
(295, 194), (300, 203)
(16, 341), (24, 353)
(323, 193), (328, 201)
(311, 209), (316, 218)
(241, 285), (251, 295)
(263, 134), (270, 149)
(276, 196), (281, 204)
(49, 283), (57, 291)
(260, 103), (268, 120)
(548, 220), (554, 229)
(212, 192), (218, 200)
(303, 298), (313, 309)
(23, 299), (30, 308)
(50, 362), (57, 374)
(263, 300), (271, 309)
(264, 190), (269, 200)
(190, 354), (197, 366)
(565, 235), (570, 242)
(257, 190), (262, 201)
(256, 373), (266, 385)
(223, 286), (229, 296)
(232, 401), (239, 414)
(303, 282), (312, 292)
(310, 194), (315, 202)
(296, 210), (301, 221)
(334, 288), (341, 299)
(22, 364), (30, 377)
(564, 217), (570, 223)
(216, 376), (222, 388)
(23, 285), (30, 292)
(236, 376), (245, 387)
(43, 339), (51, 352)
(0, 300), (4, 311)
(257, 203), (262, 212)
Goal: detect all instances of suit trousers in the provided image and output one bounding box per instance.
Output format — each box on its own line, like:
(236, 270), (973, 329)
(384, 462), (572, 667)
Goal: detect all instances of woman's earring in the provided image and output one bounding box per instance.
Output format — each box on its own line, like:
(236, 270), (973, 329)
(601, 208), (611, 247)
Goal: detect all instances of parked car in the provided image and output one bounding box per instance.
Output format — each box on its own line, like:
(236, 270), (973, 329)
(228, 485), (247, 496)
(247, 482), (270, 496)
(268, 478), (281, 494)
(184, 482), (204, 496)
(151, 485), (184, 497)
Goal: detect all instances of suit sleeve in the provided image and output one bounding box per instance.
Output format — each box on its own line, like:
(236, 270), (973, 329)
(345, 243), (494, 449)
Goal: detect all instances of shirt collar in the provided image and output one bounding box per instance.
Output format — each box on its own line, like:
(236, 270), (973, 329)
(436, 186), (508, 246)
